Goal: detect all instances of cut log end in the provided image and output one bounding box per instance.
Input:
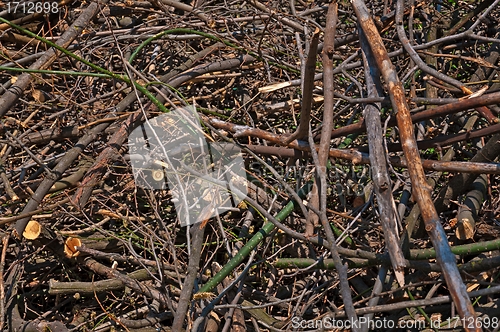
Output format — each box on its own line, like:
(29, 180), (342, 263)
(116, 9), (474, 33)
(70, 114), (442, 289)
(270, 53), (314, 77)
(23, 220), (41, 240)
(64, 237), (82, 258)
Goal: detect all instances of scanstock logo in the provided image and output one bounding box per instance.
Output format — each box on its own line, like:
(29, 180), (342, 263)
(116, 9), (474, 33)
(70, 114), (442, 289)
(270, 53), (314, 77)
(128, 106), (247, 227)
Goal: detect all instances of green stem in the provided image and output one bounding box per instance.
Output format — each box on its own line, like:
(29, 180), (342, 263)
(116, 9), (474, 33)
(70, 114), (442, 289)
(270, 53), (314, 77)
(0, 66), (110, 77)
(406, 290), (436, 331)
(196, 182), (312, 294)
(412, 238), (500, 260)
(331, 222), (353, 246)
(0, 18), (300, 114)
(0, 17), (169, 113)
(274, 238), (500, 270)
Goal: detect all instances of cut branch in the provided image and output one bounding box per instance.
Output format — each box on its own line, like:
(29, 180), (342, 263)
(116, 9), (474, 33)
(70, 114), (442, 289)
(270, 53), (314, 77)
(282, 28), (321, 144)
(352, 0), (481, 329)
(360, 28), (405, 286)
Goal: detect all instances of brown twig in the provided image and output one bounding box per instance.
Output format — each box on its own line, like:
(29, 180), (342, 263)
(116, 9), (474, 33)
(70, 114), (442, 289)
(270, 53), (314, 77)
(327, 90), (500, 140)
(310, 4), (359, 330)
(282, 28), (321, 144)
(84, 258), (170, 306)
(13, 122), (110, 237)
(0, 234), (8, 330)
(171, 223), (205, 330)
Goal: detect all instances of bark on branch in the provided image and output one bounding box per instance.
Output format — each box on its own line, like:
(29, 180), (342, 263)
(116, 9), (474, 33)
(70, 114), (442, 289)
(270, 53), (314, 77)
(351, 0), (481, 329)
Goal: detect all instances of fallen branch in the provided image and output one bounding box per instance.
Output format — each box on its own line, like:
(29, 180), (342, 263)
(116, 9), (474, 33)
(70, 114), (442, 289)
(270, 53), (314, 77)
(352, 0), (480, 328)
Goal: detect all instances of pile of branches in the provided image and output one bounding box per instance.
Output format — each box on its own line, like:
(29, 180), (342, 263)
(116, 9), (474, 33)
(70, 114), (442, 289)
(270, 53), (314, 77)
(0, 0), (500, 331)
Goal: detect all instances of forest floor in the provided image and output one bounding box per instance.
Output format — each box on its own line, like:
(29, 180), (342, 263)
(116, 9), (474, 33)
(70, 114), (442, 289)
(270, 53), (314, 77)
(0, 0), (500, 331)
